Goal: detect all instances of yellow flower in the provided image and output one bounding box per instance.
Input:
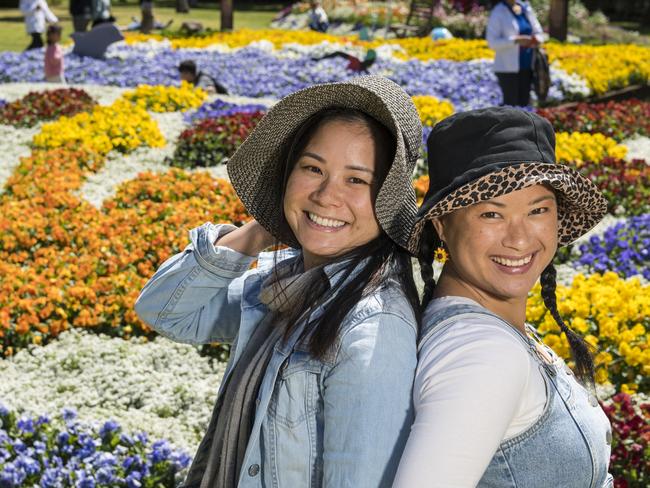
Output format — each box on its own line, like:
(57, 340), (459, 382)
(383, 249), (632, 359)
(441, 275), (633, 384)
(555, 132), (627, 166)
(412, 95), (455, 127)
(121, 82), (208, 113)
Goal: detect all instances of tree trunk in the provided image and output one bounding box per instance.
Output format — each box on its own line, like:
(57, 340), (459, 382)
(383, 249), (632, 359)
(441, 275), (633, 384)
(176, 0), (190, 13)
(221, 0), (233, 31)
(140, 1), (155, 34)
(549, 0), (569, 41)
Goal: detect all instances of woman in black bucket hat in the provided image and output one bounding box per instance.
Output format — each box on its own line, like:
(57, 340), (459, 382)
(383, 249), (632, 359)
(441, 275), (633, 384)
(135, 76), (423, 487)
(393, 107), (613, 487)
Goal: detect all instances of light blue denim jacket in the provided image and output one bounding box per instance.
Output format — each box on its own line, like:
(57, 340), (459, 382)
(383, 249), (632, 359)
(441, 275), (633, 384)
(134, 223), (418, 488)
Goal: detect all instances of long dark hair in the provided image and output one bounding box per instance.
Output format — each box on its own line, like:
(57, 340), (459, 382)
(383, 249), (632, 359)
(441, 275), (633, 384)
(417, 219), (595, 384)
(272, 107), (420, 359)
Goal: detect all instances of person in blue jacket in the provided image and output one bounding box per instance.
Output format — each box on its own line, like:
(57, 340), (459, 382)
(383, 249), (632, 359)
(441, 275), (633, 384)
(135, 75), (423, 487)
(487, 0), (544, 106)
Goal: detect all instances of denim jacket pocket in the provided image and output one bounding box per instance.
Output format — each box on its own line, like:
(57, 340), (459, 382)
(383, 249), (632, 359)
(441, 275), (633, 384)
(270, 351), (322, 428)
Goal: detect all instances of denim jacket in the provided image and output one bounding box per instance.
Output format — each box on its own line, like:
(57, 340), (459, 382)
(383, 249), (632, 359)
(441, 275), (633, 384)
(134, 223), (418, 488)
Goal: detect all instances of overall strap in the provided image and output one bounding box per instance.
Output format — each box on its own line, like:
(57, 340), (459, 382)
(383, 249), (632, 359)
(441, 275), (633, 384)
(419, 303), (557, 377)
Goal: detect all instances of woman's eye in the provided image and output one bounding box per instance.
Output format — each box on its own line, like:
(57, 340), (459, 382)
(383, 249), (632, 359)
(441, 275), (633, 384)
(302, 165), (322, 174)
(480, 211), (500, 219)
(349, 177), (369, 185)
(530, 207), (549, 215)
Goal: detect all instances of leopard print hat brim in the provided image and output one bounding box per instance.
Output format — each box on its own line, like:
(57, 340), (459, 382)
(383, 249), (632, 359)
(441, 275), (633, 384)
(409, 163), (608, 249)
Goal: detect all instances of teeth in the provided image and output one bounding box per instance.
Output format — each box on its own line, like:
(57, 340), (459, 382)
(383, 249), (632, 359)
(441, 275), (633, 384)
(491, 255), (533, 267)
(308, 212), (346, 228)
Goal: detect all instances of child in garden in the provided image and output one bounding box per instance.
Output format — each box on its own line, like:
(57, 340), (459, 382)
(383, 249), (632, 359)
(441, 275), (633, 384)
(44, 24), (65, 83)
(20, 0), (58, 51)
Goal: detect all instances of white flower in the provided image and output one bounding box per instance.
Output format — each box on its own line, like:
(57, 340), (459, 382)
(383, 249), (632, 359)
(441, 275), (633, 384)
(0, 328), (225, 453)
(0, 123), (41, 190)
(621, 135), (650, 162)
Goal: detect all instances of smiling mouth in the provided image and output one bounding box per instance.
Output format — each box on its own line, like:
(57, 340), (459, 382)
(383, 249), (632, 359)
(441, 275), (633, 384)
(490, 253), (534, 268)
(306, 211), (347, 229)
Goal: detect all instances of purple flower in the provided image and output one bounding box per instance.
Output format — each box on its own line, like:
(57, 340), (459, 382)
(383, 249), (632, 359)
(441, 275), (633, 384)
(16, 416), (35, 434)
(61, 408), (77, 423)
(99, 419), (120, 439)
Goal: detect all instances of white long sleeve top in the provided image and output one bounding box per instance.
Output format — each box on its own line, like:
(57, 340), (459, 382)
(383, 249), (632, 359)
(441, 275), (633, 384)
(486, 1), (544, 73)
(392, 296), (547, 488)
(20, 0), (58, 34)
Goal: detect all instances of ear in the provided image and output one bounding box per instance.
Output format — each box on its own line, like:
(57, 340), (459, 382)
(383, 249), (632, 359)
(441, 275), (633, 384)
(430, 217), (446, 242)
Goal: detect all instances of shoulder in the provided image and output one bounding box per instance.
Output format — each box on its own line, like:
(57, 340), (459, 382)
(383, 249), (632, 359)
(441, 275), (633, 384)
(419, 312), (530, 379)
(344, 282), (417, 334)
(333, 283), (417, 361)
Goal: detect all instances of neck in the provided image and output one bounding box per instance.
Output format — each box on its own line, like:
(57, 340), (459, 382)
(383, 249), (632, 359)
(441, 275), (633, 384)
(505, 0), (517, 6)
(433, 266), (527, 333)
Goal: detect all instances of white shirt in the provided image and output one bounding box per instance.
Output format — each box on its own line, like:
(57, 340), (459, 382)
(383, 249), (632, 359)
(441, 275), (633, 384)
(309, 6), (328, 25)
(393, 296), (547, 488)
(20, 0), (57, 34)
(486, 1), (544, 73)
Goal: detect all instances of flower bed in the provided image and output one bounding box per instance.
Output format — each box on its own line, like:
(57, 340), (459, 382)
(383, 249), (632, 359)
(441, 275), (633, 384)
(412, 95), (455, 127)
(537, 99), (650, 142)
(33, 100), (165, 155)
(122, 82), (208, 113)
(565, 157), (650, 216)
(555, 132), (628, 166)
(527, 272), (649, 394)
(0, 88), (96, 128)
(184, 98), (269, 124)
(167, 111), (265, 168)
(0, 404), (191, 487)
(0, 328), (225, 453)
(601, 392), (650, 488)
(566, 215), (650, 280)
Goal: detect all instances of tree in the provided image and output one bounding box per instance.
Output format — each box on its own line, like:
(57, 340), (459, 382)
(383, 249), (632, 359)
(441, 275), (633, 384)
(140, 1), (154, 34)
(221, 0), (233, 31)
(176, 0), (190, 13)
(549, 0), (568, 41)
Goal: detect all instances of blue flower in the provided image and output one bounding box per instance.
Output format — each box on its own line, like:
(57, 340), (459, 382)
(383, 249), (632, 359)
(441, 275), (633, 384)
(61, 408), (77, 423)
(16, 416), (35, 434)
(99, 420), (120, 439)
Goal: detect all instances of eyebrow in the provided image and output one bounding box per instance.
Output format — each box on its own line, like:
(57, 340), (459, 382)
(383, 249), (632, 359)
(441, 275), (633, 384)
(480, 195), (556, 208)
(300, 152), (375, 175)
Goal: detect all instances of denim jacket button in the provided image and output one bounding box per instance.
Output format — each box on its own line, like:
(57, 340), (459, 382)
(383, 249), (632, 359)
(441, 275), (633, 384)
(248, 464), (260, 477)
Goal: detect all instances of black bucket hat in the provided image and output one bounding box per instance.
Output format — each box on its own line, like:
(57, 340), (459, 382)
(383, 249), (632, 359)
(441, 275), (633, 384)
(227, 75), (423, 253)
(410, 107), (608, 248)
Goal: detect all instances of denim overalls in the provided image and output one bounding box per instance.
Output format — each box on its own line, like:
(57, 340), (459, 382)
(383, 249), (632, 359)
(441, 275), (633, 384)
(419, 303), (614, 488)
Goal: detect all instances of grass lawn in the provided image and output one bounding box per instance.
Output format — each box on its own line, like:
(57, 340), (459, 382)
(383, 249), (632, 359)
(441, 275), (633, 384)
(0, 1), (280, 51)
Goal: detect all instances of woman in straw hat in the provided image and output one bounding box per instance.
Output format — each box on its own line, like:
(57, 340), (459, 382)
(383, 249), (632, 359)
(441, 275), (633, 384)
(135, 76), (423, 487)
(393, 107), (613, 487)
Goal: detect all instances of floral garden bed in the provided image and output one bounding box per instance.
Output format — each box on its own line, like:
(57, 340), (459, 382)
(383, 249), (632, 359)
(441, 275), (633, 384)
(1, 29), (649, 486)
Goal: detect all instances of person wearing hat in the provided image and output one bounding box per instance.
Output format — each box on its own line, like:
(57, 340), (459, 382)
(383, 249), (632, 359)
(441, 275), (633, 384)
(392, 107), (613, 487)
(135, 76), (423, 487)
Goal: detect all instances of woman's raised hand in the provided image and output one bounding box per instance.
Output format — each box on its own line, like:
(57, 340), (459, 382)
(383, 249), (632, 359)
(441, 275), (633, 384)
(216, 220), (277, 257)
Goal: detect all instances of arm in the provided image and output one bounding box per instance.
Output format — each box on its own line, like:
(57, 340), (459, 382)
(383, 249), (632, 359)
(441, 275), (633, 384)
(525, 2), (545, 42)
(134, 222), (272, 345)
(323, 309), (417, 488)
(392, 321), (531, 488)
(486, 7), (516, 51)
(20, 0), (38, 14)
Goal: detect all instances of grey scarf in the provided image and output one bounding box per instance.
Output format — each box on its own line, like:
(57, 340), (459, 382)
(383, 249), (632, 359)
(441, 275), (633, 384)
(183, 258), (327, 488)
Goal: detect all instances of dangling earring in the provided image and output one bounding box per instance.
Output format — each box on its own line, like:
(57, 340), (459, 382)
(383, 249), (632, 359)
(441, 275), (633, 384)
(434, 241), (449, 264)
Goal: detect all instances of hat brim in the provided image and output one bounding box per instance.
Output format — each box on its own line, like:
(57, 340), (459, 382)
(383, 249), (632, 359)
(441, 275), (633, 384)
(227, 77), (422, 253)
(410, 163), (608, 249)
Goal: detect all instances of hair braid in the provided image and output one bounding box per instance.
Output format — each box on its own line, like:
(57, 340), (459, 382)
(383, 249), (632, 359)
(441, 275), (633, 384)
(539, 262), (595, 384)
(418, 220), (439, 311)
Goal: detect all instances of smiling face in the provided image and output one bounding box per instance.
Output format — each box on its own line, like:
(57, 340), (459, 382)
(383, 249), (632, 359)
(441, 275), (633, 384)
(283, 118), (386, 269)
(432, 184), (559, 304)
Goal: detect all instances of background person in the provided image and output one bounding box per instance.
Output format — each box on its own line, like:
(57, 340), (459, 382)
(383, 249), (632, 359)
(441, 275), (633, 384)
(308, 0), (329, 32)
(178, 60), (228, 95)
(394, 107), (613, 487)
(486, 0), (544, 106)
(135, 76), (423, 487)
(44, 24), (65, 83)
(20, 0), (58, 51)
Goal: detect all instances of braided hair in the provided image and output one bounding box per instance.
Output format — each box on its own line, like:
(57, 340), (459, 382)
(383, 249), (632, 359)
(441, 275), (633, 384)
(539, 262), (595, 384)
(417, 220), (441, 312)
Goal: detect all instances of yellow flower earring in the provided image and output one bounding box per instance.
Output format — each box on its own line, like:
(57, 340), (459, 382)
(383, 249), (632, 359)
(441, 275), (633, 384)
(434, 241), (449, 264)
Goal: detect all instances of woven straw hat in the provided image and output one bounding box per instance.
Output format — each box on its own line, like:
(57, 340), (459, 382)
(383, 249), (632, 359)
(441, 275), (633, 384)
(227, 76), (423, 253)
